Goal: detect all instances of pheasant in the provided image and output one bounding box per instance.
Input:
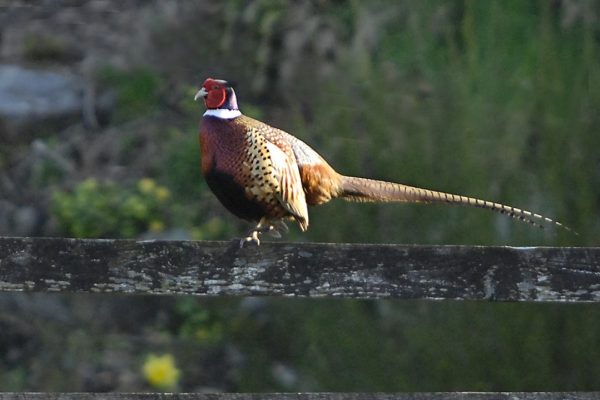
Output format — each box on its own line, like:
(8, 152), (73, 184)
(195, 78), (570, 245)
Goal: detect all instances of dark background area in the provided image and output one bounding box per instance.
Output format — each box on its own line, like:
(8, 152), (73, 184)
(0, 0), (598, 392)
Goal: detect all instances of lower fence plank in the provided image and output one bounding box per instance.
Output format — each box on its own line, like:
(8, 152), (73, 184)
(0, 393), (599, 400)
(0, 237), (599, 301)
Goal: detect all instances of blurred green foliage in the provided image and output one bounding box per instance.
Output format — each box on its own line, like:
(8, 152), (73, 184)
(175, 299), (223, 346)
(52, 178), (170, 238)
(98, 67), (163, 122)
(23, 34), (72, 63)
(224, 299), (600, 391)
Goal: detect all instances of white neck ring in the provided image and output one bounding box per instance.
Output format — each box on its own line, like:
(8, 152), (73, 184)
(203, 109), (242, 119)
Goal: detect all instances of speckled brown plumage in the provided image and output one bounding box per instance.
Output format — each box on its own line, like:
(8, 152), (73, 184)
(196, 78), (573, 244)
(201, 115), (310, 231)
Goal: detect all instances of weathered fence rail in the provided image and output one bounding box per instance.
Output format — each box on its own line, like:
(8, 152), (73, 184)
(0, 237), (598, 301)
(0, 393), (599, 399)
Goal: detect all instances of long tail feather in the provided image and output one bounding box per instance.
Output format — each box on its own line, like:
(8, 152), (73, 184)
(340, 176), (576, 234)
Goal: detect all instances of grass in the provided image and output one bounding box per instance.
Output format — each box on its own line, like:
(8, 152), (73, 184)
(281, 0), (599, 246)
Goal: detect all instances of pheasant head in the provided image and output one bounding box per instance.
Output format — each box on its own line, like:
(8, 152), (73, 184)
(194, 78), (239, 111)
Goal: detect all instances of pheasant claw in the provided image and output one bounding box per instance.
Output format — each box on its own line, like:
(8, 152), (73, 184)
(240, 230), (261, 248)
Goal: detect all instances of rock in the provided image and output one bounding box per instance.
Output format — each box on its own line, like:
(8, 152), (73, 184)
(0, 201), (43, 237)
(13, 206), (43, 236)
(271, 363), (299, 389)
(0, 65), (111, 142)
(0, 201), (14, 235)
(0, 64), (84, 116)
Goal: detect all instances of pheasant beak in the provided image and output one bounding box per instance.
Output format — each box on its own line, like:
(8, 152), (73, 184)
(194, 87), (208, 102)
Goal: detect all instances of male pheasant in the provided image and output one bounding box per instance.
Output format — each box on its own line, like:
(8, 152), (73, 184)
(195, 78), (569, 245)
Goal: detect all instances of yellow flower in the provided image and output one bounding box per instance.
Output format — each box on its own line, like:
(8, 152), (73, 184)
(138, 178), (156, 194)
(149, 220), (165, 233)
(142, 354), (180, 390)
(155, 186), (171, 201)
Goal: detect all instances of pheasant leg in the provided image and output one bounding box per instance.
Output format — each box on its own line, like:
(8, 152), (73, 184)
(240, 218), (284, 247)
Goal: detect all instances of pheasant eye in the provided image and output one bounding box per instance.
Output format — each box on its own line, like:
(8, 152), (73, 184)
(212, 85), (219, 90)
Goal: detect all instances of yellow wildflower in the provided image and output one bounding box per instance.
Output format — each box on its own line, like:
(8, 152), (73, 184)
(138, 178), (156, 194)
(155, 186), (171, 201)
(149, 220), (165, 233)
(142, 354), (180, 390)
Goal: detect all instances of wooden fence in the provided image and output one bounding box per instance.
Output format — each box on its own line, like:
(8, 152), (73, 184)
(0, 237), (599, 399)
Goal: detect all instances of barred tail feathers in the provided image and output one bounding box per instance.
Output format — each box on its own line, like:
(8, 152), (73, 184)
(340, 176), (574, 233)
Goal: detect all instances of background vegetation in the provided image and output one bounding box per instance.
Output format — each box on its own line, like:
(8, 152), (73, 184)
(0, 0), (599, 393)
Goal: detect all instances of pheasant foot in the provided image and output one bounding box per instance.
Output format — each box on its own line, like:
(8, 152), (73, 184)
(239, 219), (289, 247)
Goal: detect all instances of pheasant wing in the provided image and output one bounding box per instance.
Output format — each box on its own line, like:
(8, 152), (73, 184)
(264, 141), (309, 230)
(244, 120), (309, 230)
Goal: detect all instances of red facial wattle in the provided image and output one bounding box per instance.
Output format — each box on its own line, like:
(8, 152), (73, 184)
(205, 86), (226, 109)
(201, 78), (227, 109)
